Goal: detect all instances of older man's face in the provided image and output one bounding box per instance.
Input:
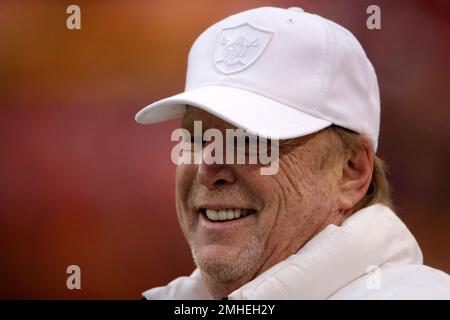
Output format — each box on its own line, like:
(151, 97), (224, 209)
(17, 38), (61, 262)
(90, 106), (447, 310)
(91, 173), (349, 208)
(175, 107), (342, 284)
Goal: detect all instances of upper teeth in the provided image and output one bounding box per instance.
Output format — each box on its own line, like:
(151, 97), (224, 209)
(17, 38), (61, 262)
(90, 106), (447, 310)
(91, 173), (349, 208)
(205, 209), (251, 221)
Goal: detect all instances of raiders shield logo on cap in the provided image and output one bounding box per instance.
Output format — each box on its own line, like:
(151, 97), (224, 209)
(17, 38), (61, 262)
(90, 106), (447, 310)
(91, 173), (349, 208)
(213, 23), (273, 74)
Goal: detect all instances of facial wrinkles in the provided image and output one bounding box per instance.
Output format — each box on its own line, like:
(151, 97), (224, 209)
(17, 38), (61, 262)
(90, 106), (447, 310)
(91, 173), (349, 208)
(265, 162), (304, 257)
(239, 154), (296, 266)
(267, 136), (332, 254)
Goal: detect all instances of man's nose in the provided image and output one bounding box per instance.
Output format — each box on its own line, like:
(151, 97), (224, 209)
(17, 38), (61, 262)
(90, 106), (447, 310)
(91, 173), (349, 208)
(196, 162), (236, 190)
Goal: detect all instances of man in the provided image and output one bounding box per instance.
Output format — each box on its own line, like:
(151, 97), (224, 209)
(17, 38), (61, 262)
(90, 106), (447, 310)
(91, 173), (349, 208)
(135, 7), (450, 299)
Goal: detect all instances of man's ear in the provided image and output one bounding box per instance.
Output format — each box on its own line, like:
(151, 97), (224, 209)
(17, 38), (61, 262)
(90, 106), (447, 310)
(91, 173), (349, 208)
(337, 137), (374, 211)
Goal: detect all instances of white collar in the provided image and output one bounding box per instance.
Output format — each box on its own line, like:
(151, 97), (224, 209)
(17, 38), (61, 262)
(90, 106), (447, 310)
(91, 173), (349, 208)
(143, 204), (422, 299)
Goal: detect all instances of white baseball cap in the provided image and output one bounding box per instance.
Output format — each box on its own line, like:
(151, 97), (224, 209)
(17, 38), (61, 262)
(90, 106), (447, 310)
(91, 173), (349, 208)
(135, 6), (380, 151)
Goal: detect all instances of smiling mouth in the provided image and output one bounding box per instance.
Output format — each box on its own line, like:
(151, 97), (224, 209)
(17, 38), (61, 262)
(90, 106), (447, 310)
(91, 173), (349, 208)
(198, 208), (257, 222)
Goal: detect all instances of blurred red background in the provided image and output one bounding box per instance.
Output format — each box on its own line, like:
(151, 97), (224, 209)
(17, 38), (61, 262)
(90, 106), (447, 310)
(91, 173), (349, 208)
(0, 0), (449, 299)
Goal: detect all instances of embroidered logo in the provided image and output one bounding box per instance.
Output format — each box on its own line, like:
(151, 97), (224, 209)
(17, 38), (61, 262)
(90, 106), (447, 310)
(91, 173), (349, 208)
(213, 23), (273, 74)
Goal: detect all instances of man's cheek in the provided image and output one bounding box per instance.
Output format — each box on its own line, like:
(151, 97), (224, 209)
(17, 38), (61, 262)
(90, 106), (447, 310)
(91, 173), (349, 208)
(176, 164), (197, 196)
(176, 163), (194, 181)
(175, 166), (195, 229)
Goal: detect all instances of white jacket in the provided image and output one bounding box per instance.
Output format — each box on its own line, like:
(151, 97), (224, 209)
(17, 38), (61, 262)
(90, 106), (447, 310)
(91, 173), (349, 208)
(143, 204), (450, 299)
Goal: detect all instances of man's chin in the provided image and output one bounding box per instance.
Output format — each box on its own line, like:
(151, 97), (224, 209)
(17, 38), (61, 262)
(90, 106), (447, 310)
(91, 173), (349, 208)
(196, 257), (248, 283)
(192, 243), (261, 283)
(194, 244), (241, 270)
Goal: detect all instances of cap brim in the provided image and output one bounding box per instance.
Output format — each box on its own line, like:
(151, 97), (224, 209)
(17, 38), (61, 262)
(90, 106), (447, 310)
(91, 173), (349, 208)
(135, 85), (331, 140)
